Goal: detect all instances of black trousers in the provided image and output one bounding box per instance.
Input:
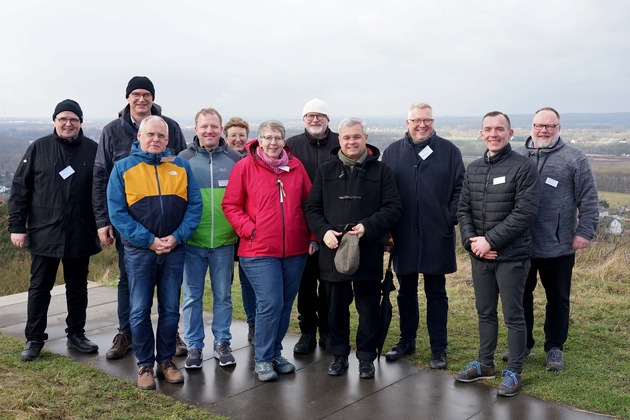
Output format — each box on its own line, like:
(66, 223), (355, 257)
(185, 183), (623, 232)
(326, 280), (380, 362)
(524, 254), (575, 352)
(297, 253), (329, 335)
(25, 254), (90, 342)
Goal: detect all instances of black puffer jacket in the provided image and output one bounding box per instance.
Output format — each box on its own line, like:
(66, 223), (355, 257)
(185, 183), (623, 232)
(92, 104), (187, 229)
(457, 144), (539, 261)
(305, 145), (402, 282)
(8, 130), (101, 258)
(286, 128), (339, 182)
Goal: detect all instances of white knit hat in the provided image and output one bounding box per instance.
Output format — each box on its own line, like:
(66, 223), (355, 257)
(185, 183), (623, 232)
(302, 98), (328, 118)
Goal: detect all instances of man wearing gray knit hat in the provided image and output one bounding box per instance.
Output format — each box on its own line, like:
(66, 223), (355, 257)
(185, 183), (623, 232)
(93, 76), (188, 360)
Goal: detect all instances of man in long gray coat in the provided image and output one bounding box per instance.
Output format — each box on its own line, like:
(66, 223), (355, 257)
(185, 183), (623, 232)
(381, 103), (465, 369)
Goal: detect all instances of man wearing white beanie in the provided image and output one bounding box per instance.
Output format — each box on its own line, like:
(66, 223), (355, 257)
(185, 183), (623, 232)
(287, 98), (339, 354)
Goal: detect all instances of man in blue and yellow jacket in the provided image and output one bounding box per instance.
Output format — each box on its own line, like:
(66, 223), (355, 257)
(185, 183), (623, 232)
(107, 115), (202, 390)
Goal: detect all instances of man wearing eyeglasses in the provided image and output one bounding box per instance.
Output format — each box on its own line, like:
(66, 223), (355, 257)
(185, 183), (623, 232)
(381, 103), (465, 370)
(508, 107), (598, 372)
(93, 76), (188, 360)
(286, 98), (339, 354)
(9, 99), (101, 361)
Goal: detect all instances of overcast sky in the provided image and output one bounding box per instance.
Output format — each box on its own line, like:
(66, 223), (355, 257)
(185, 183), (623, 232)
(2, 0), (629, 122)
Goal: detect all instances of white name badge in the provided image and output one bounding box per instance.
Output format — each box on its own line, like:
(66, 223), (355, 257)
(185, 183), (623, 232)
(419, 146), (433, 160)
(545, 177), (559, 188)
(493, 176), (506, 185)
(59, 165), (75, 180)
(279, 166), (290, 172)
(218, 179), (229, 187)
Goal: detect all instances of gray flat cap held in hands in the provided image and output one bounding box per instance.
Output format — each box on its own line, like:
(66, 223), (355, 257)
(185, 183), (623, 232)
(334, 234), (360, 275)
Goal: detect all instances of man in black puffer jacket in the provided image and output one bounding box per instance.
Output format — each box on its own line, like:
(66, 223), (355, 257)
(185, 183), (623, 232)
(455, 111), (538, 397)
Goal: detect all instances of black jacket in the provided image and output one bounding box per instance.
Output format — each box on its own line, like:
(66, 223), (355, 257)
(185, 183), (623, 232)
(286, 128), (339, 182)
(8, 130), (101, 258)
(305, 145), (402, 282)
(92, 104), (187, 229)
(457, 144), (539, 261)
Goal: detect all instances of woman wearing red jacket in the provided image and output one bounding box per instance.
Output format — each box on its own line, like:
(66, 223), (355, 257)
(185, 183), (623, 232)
(222, 120), (316, 382)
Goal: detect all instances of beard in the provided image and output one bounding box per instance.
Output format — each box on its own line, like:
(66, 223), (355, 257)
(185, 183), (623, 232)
(533, 133), (560, 148)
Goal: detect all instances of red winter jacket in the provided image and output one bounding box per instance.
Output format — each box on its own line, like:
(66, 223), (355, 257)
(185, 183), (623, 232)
(222, 140), (312, 258)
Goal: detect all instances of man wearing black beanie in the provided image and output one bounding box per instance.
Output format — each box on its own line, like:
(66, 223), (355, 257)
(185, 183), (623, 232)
(93, 77), (188, 360)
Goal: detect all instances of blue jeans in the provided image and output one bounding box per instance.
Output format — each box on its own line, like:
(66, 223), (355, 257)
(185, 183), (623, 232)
(182, 244), (234, 349)
(238, 262), (256, 326)
(240, 254), (308, 363)
(125, 245), (185, 367)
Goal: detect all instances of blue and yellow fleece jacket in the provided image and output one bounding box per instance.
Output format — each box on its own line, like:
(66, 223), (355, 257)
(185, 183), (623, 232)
(107, 141), (202, 249)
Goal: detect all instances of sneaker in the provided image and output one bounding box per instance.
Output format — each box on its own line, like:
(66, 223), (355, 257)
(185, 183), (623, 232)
(359, 360), (375, 379)
(66, 334), (99, 353)
(272, 356), (295, 374)
(137, 365), (156, 390)
(20, 341), (44, 362)
(247, 324), (255, 344)
(175, 332), (188, 357)
(546, 347), (565, 371)
(501, 347), (532, 362)
(106, 331), (132, 360)
(255, 362), (278, 382)
(385, 341), (415, 362)
(214, 342), (236, 366)
(293, 333), (316, 354)
(319, 333), (332, 352)
(328, 356), (349, 376)
(185, 348), (203, 369)
(497, 370), (522, 397)
(429, 350), (447, 370)
(454, 361), (496, 382)
(156, 360), (184, 384)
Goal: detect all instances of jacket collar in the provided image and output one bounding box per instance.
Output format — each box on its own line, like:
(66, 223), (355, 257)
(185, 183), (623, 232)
(484, 143), (512, 164)
(303, 127), (334, 146)
(524, 136), (565, 155)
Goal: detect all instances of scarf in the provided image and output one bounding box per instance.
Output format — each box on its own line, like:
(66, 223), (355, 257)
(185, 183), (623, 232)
(256, 145), (289, 174)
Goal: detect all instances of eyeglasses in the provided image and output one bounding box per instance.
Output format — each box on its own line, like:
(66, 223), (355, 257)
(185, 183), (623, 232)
(408, 118), (434, 126)
(130, 92), (152, 100)
(228, 133), (247, 139)
(533, 123), (559, 130)
(304, 114), (326, 122)
(261, 135), (284, 143)
(56, 117), (80, 125)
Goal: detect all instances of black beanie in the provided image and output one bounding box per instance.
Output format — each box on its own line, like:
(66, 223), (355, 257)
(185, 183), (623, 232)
(53, 99), (83, 123)
(125, 76), (155, 99)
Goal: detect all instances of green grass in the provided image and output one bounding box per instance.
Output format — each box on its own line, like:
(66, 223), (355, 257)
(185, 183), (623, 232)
(599, 191), (630, 208)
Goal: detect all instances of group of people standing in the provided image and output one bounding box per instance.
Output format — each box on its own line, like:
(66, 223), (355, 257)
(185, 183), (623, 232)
(7, 76), (599, 398)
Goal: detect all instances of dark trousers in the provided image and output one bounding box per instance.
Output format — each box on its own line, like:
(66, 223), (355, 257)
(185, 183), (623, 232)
(524, 254), (575, 352)
(326, 280), (380, 362)
(297, 253), (329, 335)
(25, 254), (90, 342)
(470, 258), (529, 374)
(115, 233), (131, 334)
(396, 272), (448, 352)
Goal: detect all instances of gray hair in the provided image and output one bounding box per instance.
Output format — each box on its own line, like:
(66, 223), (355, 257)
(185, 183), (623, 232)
(407, 102), (433, 119)
(338, 117), (367, 135)
(258, 120), (286, 139)
(139, 115), (169, 135)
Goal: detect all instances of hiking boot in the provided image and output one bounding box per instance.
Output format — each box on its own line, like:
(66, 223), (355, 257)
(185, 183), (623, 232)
(157, 360), (184, 384)
(214, 342), (236, 366)
(359, 360), (375, 379)
(385, 342), (415, 361)
(247, 324), (255, 344)
(137, 365), (156, 390)
(293, 333), (316, 354)
(497, 370), (522, 397)
(454, 361), (496, 382)
(319, 333), (332, 351)
(501, 347), (532, 362)
(185, 348), (203, 369)
(175, 332), (188, 357)
(546, 347), (565, 371)
(272, 356), (295, 374)
(429, 350), (447, 370)
(255, 362), (278, 382)
(20, 341), (44, 362)
(67, 334), (99, 353)
(328, 356), (349, 376)
(106, 331), (132, 360)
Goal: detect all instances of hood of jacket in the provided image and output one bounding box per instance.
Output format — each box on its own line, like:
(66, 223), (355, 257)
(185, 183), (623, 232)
(130, 140), (172, 164)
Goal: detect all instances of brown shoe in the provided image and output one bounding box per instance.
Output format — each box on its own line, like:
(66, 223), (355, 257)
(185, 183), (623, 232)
(175, 332), (188, 357)
(157, 360), (184, 384)
(137, 365), (156, 390)
(106, 331), (132, 360)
